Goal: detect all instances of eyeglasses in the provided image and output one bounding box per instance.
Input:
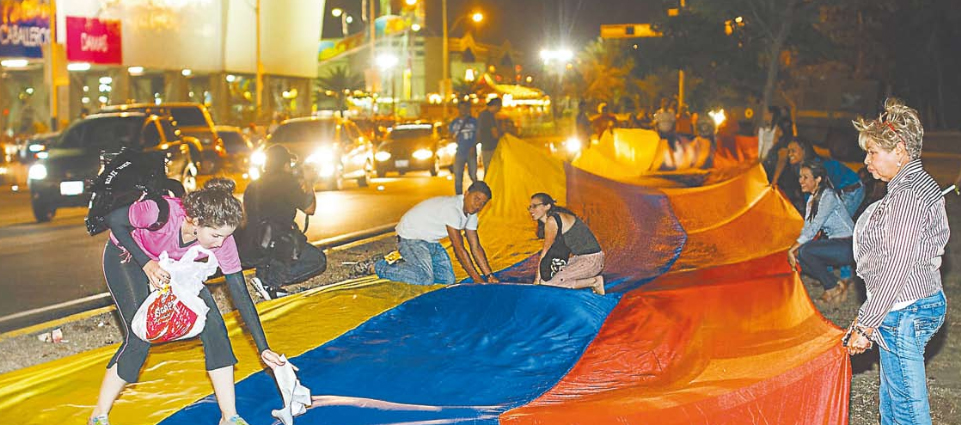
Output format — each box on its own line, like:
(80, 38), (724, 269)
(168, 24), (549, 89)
(527, 203), (545, 210)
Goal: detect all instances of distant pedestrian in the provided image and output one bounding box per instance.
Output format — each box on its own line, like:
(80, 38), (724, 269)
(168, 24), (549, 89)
(675, 104), (693, 137)
(477, 98), (503, 173)
(352, 181), (499, 285)
(591, 103), (618, 139)
(449, 102), (479, 195)
(653, 98), (677, 144)
(575, 100), (592, 143)
(846, 98), (948, 425)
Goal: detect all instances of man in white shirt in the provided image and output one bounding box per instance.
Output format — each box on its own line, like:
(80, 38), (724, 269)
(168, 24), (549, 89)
(353, 181), (499, 285)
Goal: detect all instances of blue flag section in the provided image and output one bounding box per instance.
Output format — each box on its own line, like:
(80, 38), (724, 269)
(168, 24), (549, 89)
(160, 284), (620, 425)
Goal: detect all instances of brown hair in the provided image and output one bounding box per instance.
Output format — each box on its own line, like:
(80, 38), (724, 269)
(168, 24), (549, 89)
(182, 178), (245, 228)
(852, 97), (923, 160)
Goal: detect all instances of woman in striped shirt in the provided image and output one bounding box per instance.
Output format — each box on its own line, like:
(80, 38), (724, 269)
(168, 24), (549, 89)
(846, 98), (949, 425)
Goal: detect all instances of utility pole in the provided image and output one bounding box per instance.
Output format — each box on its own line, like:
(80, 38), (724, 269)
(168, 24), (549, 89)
(369, 0), (377, 92)
(255, 0), (263, 119)
(47, 0), (58, 130)
(441, 0), (449, 119)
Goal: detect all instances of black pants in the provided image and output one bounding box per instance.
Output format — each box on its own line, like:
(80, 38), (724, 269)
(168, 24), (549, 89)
(255, 242), (327, 290)
(103, 243), (237, 383)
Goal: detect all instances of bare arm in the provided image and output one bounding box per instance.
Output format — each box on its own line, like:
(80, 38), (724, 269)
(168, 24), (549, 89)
(447, 225), (484, 283)
(536, 218), (560, 283)
(465, 229), (496, 282)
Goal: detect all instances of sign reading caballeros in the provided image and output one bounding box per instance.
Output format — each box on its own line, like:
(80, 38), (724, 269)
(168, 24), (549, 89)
(0, 0), (51, 59)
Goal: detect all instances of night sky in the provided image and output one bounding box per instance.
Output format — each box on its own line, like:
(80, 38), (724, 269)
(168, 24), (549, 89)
(322, 0), (658, 59)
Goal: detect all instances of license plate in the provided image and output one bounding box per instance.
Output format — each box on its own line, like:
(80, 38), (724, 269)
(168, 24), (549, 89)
(395, 160), (409, 168)
(60, 181), (84, 196)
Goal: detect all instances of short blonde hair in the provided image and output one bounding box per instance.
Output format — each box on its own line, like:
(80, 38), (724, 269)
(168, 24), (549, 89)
(852, 98), (923, 159)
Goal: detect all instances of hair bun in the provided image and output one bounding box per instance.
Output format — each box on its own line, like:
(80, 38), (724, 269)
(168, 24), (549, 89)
(202, 177), (236, 194)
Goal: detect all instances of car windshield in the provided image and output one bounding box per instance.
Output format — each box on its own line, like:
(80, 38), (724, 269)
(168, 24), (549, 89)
(389, 127), (432, 140)
(57, 117), (143, 151)
(270, 120), (336, 144)
(168, 107), (208, 127)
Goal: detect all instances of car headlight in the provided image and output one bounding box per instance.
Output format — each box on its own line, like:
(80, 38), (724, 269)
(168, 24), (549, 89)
(375, 151), (392, 162)
(306, 147), (335, 165)
(251, 150), (266, 166)
(28, 163), (47, 180)
(28, 144), (45, 152)
(248, 167), (261, 180)
(412, 149), (433, 160)
(565, 137), (582, 154)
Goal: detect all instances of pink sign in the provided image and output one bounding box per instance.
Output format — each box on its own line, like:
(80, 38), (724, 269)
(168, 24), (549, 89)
(65, 16), (121, 65)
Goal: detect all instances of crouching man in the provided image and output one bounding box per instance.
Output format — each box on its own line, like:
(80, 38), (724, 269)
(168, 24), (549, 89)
(354, 181), (499, 285)
(241, 145), (327, 299)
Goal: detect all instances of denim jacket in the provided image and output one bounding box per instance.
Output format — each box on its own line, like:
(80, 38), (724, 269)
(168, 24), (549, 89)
(797, 189), (854, 244)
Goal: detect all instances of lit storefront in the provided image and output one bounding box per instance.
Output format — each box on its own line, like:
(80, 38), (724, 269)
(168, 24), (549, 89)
(1, 0), (324, 135)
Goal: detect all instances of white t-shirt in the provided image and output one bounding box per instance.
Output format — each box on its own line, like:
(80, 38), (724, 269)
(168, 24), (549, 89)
(758, 126), (777, 158)
(395, 195), (479, 242)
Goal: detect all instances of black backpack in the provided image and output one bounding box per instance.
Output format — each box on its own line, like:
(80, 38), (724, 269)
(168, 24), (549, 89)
(85, 149), (185, 236)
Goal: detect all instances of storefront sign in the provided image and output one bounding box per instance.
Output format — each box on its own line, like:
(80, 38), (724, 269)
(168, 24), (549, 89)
(0, 0), (51, 58)
(65, 16), (121, 64)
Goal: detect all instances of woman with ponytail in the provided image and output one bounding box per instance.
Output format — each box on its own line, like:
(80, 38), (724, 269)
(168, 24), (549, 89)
(89, 178), (284, 425)
(528, 193), (605, 295)
(786, 160), (855, 304)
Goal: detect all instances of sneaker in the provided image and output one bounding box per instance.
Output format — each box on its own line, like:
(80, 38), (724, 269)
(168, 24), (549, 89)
(349, 258), (377, 278)
(219, 416), (251, 425)
(250, 277), (272, 300)
(267, 286), (290, 299)
(88, 415), (110, 425)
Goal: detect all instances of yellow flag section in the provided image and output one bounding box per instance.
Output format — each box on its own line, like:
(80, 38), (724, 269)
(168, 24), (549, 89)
(0, 279), (436, 424)
(444, 135), (567, 281)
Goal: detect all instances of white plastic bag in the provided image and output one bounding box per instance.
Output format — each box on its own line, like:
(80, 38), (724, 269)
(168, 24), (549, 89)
(131, 246), (220, 343)
(271, 355), (312, 425)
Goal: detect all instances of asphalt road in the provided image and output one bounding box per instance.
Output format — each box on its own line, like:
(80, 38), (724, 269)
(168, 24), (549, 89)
(0, 171), (460, 325)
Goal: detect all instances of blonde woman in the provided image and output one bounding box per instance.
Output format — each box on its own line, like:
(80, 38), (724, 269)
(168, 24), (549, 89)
(846, 98), (949, 425)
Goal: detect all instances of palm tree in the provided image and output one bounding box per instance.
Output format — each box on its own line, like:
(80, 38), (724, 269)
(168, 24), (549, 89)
(315, 66), (364, 112)
(575, 38), (634, 105)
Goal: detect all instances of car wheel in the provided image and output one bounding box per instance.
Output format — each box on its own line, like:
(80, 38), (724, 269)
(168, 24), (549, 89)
(430, 158), (439, 176)
(398, 170), (407, 176)
(180, 163), (198, 192)
(376, 168), (387, 178)
(357, 161), (372, 187)
(31, 198), (56, 222)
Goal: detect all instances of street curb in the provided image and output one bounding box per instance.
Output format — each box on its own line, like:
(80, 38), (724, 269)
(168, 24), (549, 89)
(0, 223), (398, 336)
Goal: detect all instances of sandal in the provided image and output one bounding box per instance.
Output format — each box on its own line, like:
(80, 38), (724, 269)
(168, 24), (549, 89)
(591, 276), (606, 296)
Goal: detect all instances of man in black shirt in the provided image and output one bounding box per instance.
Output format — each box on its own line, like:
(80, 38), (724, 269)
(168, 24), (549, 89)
(477, 97), (503, 172)
(241, 145), (326, 299)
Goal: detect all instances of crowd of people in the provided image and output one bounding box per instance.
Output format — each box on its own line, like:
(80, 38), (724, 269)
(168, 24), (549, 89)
(85, 92), (949, 425)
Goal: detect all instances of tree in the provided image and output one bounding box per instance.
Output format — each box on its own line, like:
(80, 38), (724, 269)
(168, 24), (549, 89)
(315, 66), (364, 113)
(573, 38), (634, 105)
(452, 78), (483, 100)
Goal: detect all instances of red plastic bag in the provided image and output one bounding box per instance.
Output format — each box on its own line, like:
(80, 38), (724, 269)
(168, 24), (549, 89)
(138, 288), (201, 343)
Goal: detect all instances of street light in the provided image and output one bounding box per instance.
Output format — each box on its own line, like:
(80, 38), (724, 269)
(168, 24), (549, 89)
(471, 12), (484, 23)
(332, 8), (349, 36)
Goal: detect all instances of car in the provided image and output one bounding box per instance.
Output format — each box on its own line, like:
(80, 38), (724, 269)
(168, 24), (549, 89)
(214, 125), (254, 173)
(17, 132), (60, 164)
(374, 123), (456, 177)
(251, 116), (374, 190)
(26, 112), (199, 222)
(101, 103), (225, 173)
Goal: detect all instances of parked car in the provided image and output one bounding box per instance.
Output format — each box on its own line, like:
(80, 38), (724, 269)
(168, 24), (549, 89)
(101, 102), (225, 173)
(214, 125), (254, 173)
(374, 123), (456, 177)
(26, 112), (199, 222)
(252, 116), (373, 190)
(18, 132), (60, 164)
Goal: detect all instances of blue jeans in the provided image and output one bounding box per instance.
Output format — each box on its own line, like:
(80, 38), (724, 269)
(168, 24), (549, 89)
(797, 238), (853, 290)
(453, 151), (478, 195)
(374, 238), (456, 285)
(878, 291), (946, 425)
